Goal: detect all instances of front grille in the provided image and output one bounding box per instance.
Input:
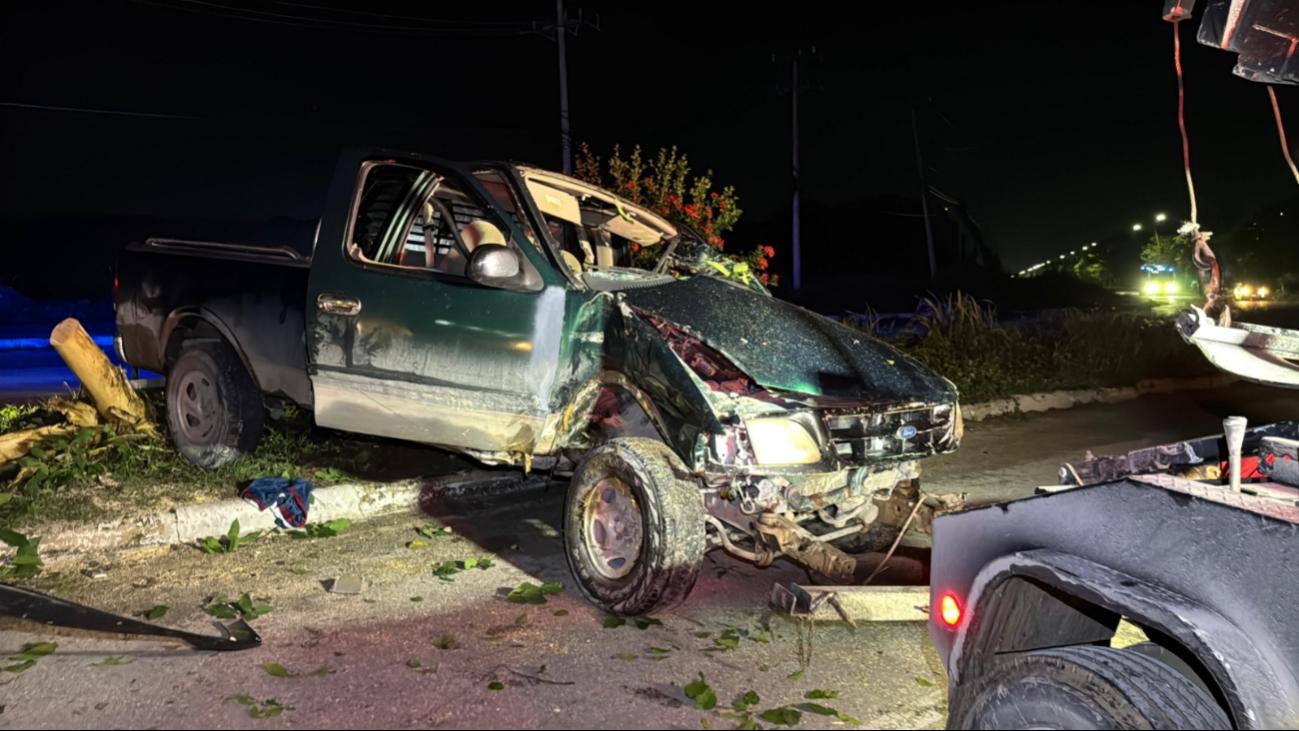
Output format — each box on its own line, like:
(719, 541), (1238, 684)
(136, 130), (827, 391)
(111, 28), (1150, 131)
(824, 405), (954, 464)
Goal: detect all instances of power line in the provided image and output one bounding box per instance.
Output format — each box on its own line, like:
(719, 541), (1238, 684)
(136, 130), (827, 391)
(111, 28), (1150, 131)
(127, 0), (540, 36)
(0, 100), (203, 120)
(268, 0), (525, 26)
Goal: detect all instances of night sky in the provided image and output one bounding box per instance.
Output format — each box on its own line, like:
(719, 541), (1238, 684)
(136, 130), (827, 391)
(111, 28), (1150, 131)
(3, 0), (1298, 279)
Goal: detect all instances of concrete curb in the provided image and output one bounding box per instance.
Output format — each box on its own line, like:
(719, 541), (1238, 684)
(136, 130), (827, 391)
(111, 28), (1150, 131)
(7, 375), (1237, 560)
(19, 471), (546, 561)
(961, 374), (1238, 422)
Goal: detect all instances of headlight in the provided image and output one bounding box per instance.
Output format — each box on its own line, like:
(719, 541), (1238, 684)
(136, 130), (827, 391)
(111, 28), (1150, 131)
(1163, 281), (1179, 294)
(1259, 287), (1270, 298)
(1237, 285), (1252, 297)
(1144, 281), (1162, 295)
(746, 418), (821, 465)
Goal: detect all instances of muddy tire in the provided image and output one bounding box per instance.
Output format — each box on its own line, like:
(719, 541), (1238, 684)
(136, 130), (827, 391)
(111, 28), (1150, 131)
(950, 645), (1229, 730)
(563, 437), (705, 616)
(166, 340), (264, 469)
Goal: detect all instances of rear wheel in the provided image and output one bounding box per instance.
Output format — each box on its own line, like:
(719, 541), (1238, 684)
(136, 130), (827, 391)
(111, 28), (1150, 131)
(564, 438), (705, 616)
(950, 645), (1229, 730)
(166, 340), (264, 469)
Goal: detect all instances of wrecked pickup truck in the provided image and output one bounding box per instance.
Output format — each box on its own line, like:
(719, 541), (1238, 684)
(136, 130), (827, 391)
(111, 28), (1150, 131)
(116, 148), (961, 615)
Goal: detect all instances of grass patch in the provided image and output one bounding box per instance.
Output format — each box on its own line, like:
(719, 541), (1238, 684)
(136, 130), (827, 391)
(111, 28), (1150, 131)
(0, 395), (374, 527)
(857, 292), (1217, 403)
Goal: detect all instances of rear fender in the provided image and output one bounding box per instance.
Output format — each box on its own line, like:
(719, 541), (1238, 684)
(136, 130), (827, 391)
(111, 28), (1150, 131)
(161, 307), (260, 389)
(949, 549), (1294, 730)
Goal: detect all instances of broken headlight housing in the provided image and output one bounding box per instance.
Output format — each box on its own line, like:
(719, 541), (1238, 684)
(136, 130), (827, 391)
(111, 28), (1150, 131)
(746, 418), (822, 466)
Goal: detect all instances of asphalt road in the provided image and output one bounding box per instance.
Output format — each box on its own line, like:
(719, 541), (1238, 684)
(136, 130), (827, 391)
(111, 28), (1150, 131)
(4, 382), (1299, 729)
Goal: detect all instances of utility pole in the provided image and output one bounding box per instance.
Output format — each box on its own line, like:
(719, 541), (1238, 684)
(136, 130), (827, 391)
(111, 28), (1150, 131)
(776, 47), (816, 291)
(912, 103), (938, 280)
(792, 50), (801, 291)
(556, 0), (571, 174)
(548, 3), (598, 175)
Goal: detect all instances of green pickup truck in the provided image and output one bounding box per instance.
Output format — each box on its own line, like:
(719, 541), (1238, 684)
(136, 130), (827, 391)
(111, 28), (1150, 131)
(116, 148), (961, 614)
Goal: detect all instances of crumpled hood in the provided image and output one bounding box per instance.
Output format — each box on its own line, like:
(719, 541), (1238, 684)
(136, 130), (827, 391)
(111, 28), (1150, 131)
(620, 275), (957, 405)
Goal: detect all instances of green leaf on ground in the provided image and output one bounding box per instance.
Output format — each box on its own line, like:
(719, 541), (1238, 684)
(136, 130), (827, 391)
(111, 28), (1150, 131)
(916, 677), (935, 687)
(431, 635), (455, 650)
(433, 561), (461, 580)
(507, 582), (552, 604)
(758, 664), (770, 672)
(540, 582), (563, 595)
(11, 642), (56, 659)
(487, 681), (504, 691)
(144, 605), (168, 620)
(263, 663), (290, 678)
(288, 568), (310, 575)
(693, 631), (711, 639)
(553, 610), (569, 617)
(759, 707), (802, 726)
(235, 694), (257, 707)
(2, 660), (35, 674)
(411, 596), (424, 602)
(613, 653), (637, 661)
(603, 615), (627, 629)
(649, 647), (671, 660)
(418, 524), (451, 539)
(633, 617), (663, 630)
(407, 540), (429, 549)
(805, 690), (839, 699)
(201, 537), (225, 554)
(249, 701), (284, 719)
(476, 557), (495, 569)
(515, 613), (529, 626)
(733, 690), (760, 711)
(406, 660), (422, 669)
(90, 657), (133, 667)
(787, 670), (804, 680)
(684, 674), (718, 711)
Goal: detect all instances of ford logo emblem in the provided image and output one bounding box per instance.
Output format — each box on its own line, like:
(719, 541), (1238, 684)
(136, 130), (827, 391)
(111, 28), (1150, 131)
(896, 425), (918, 440)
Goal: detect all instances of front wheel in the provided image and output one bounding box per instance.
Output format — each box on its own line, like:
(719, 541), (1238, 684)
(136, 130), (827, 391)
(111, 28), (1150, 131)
(563, 438), (706, 616)
(950, 645), (1229, 730)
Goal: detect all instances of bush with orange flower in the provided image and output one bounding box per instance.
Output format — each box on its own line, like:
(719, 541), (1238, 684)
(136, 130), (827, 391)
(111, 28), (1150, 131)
(574, 143), (778, 288)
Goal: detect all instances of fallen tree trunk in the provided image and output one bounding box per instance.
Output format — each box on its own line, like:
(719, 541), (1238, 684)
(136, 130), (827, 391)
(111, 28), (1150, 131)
(49, 319), (156, 436)
(0, 425), (75, 464)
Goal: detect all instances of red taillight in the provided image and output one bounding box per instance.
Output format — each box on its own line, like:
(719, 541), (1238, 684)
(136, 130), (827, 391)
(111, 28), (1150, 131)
(941, 593), (962, 627)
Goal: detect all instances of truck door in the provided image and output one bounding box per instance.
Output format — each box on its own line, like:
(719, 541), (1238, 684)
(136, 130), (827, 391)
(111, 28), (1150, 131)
(305, 157), (567, 454)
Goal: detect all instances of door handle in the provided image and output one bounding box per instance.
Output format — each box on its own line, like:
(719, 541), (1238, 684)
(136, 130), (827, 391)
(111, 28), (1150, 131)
(318, 293), (362, 316)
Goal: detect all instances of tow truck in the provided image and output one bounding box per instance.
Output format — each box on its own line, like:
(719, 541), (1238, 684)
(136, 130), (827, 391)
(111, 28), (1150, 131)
(929, 3), (1299, 728)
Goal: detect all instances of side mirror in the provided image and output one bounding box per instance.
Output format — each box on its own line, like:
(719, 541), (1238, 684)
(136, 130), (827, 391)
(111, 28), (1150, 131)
(465, 244), (521, 287)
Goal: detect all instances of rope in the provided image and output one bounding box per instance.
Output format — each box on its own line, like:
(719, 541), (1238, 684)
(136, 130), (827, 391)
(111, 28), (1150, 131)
(1175, 19), (1199, 224)
(1269, 86), (1299, 187)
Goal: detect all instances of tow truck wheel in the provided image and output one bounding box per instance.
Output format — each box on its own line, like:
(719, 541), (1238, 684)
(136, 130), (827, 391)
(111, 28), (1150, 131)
(166, 340), (265, 469)
(564, 438), (706, 616)
(951, 645), (1229, 730)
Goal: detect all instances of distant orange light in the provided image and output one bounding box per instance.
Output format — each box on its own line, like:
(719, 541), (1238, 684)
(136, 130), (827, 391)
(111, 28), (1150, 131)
(941, 594), (962, 627)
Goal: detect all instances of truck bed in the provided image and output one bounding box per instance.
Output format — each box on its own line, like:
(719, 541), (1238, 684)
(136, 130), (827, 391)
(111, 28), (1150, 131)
(115, 238), (313, 406)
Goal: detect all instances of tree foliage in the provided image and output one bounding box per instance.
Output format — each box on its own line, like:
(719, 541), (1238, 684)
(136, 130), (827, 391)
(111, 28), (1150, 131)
(575, 143), (777, 287)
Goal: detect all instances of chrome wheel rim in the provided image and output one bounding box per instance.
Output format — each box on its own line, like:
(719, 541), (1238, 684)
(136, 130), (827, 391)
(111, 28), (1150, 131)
(581, 476), (643, 580)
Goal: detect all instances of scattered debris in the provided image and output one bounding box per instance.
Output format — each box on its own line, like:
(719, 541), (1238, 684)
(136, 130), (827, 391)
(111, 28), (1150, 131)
(488, 682), (505, 691)
(684, 674), (718, 710)
(330, 576), (363, 595)
(143, 605), (168, 620)
(506, 581), (563, 604)
(0, 583), (260, 651)
(431, 635), (456, 650)
(915, 677), (936, 687)
(89, 657), (133, 667)
(417, 524), (453, 540)
(603, 616), (627, 629)
(0, 528), (42, 579)
(553, 610), (569, 617)
(204, 593), (272, 621)
(289, 518), (353, 539)
(411, 596), (424, 602)
(3, 642), (56, 674)
(787, 671), (804, 681)
(263, 663), (290, 678)
(235, 695), (287, 719)
(241, 477), (314, 529)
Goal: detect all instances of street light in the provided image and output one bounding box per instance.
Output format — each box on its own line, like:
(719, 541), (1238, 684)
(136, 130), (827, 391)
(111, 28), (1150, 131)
(1156, 213), (1167, 222)
(1133, 223), (1143, 231)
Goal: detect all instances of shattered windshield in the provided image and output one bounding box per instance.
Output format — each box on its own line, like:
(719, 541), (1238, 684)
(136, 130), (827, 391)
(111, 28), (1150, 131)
(511, 166), (769, 295)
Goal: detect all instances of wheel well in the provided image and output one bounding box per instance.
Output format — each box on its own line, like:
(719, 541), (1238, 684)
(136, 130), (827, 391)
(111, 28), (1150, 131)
(971, 576), (1235, 728)
(163, 314), (260, 390)
(561, 379), (670, 457)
